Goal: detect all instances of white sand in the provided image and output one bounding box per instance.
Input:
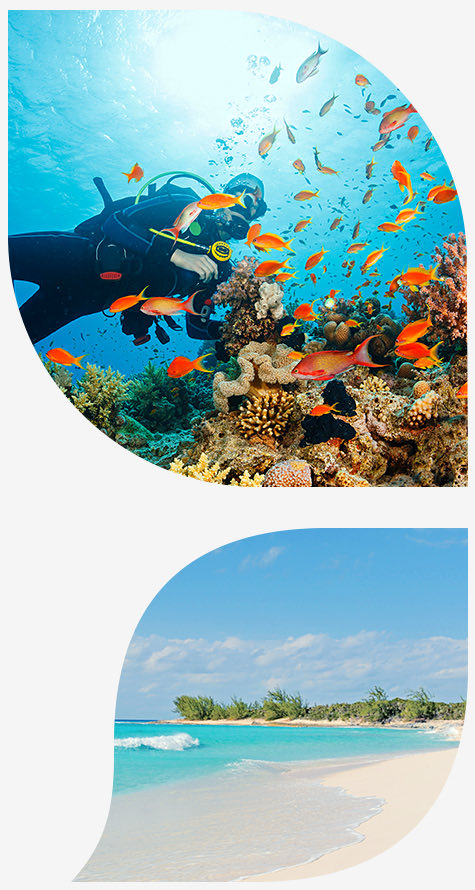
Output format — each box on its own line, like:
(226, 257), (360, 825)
(247, 747), (457, 881)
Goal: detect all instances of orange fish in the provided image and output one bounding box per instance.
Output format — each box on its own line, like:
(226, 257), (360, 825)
(372, 135), (390, 152)
(395, 341), (441, 362)
(395, 203), (423, 225)
(310, 273), (317, 284)
(46, 348), (85, 368)
(294, 218), (312, 233)
(287, 350), (305, 361)
(121, 162), (144, 183)
(294, 299), (319, 321)
(407, 126), (419, 142)
(399, 266), (440, 287)
(345, 319), (361, 327)
(167, 354), (213, 378)
(456, 382), (468, 399)
(275, 271), (297, 282)
(246, 223), (261, 247)
(330, 216), (343, 230)
(366, 157), (376, 179)
(294, 190), (320, 201)
(319, 164), (339, 175)
(109, 286), (149, 313)
(379, 103), (417, 134)
(161, 200), (202, 241)
(427, 184), (447, 201)
(362, 245), (388, 271)
(254, 259), (292, 277)
(395, 313), (432, 345)
(378, 222), (405, 232)
(258, 123), (280, 157)
(197, 191), (246, 210)
(347, 242), (368, 253)
(141, 292), (200, 317)
(391, 160), (414, 203)
(292, 336), (387, 381)
(355, 74), (370, 86)
(309, 402), (339, 416)
(322, 265), (327, 274)
(305, 247), (328, 270)
(252, 232), (295, 252)
(413, 356), (441, 369)
(281, 322), (302, 336)
(432, 186), (458, 204)
(352, 221), (361, 239)
(420, 171), (436, 181)
(293, 159), (305, 174)
(363, 188), (374, 204)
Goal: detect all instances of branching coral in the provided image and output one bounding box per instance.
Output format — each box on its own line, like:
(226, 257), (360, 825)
(359, 376), (389, 393)
(213, 341), (297, 412)
(263, 459), (313, 486)
(169, 454), (264, 486)
(213, 257), (282, 355)
(229, 470), (265, 487)
(71, 364), (129, 438)
(401, 233), (466, 346)
(236, 391), (294, 443)
(42, 356), (74, 396)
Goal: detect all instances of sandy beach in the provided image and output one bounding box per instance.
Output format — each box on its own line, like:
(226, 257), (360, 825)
(247, 747), (458, 881)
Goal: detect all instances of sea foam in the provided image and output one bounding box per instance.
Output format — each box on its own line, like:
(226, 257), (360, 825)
(114, 732), (199, 751)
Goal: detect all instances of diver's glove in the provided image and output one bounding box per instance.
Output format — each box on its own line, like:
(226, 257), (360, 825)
(170, 248), (218, 283)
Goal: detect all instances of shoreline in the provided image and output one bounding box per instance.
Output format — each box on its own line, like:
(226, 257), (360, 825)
(140, 717), (464, 735)
(245, 748), (458, 881)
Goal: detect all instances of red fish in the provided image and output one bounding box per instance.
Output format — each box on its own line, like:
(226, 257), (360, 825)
(395, 341), (441, 362)
(281, 322), (302, 336)
(379, 103), (417, 135)
(122, 162), (144, 183)
(292, 336), (387, 381)
(456, 382), (467, 399)
(407, 126), (419, 142)
(167, 354), (213, 378)
(432, 186), (458, 204)
(309, 402), (339, 416)
(161, 201), (202, 242)
(395, 203), (423, 224)
(246, 223), (261, 247)
(46, 348), (85, 368)
(399, 267), (440, 287)
(294, 300), (319, 321)
(254, 259), (292, 277)
(355, 74), (370, 86)
(141, 292), (200, 316)
(310, 273), (317, 284)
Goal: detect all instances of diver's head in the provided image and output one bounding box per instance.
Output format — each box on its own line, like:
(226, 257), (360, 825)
(216, 173), (267, 240)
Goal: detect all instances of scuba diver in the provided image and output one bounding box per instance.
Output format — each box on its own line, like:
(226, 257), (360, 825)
(8, 171), (268, 347)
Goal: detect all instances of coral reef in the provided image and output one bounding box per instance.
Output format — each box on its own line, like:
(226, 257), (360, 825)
(321, 380), (357, 416)
(213, 341), (298, 412)
(301, 413), (357, 446)
(169, 453), (264, 486)
(359, 376), (389, 393)
(229, 470), (265, 487)
(42, 356), (74, 396)
(214, 258), (283, 356)
(263, 459), (313, 487)
(312, 300), (400, 365)
(125, 360), (196, 433)
(236, 391), (294, 444)
(70, 364), (129, 438)
(332, 469), (370, 487)
(400, 233), (467, 347)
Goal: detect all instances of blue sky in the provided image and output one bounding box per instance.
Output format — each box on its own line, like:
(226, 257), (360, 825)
(117, 529), (468, 718)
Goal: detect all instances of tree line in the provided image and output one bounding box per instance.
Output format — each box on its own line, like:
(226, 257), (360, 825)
(173, 686), (466, 723)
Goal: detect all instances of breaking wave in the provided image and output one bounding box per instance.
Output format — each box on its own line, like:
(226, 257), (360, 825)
(115, 732), (200, 751)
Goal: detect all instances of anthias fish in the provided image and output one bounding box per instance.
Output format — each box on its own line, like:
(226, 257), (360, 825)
(258, 123), (280, 157)
(319, 92), (338, 117)
(140, 293), (199, 316)
(309, 402), (339, 416)
(46, 348), (85, 368)
(197, 191), (246, 210)
(161, 201), (202, 241)
(292, 336), (387, 381)
(293, 158), (306, 174)
(294, 218), (312, 233)
(396, 313), (432, 345)
(379, 103), (417, 135)
(252, 233), (294, 252)
(246, 223), (261, 247)
(391, 160), (414, 203)
(167, 354), (213, 378)
(254, 259), (292, 277)
(109, 286), (149, 313)
(296, 41), (328, 83)
(283, 119), (296, 144)
(269, 64), (282, 84)
(122, 162), (144, 183)
(305, 247), (328, 270)
(294, 189), (319, 201)
(294, 299), (319, 320)
(355, 74), (370, 86)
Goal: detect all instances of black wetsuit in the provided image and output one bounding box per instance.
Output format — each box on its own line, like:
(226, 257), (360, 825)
(9, 181), (231, 345)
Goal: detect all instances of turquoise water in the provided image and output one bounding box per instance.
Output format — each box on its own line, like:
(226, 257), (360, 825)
(113, 720), (458, 794)
(9, 9), (464, 381)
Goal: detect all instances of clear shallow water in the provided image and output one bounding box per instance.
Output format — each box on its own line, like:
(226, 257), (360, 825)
(78, 722), (457, 881)
(9, 9), (464, 382)
(113, 721), (457, 794)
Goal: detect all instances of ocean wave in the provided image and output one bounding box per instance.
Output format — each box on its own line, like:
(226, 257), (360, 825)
(226, 758), (289, 775)
(114, 732), (200, 751)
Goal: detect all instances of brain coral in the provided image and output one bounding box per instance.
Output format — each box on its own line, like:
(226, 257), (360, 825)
(213, 341), (297, 412)
(263, 459), (313, 487)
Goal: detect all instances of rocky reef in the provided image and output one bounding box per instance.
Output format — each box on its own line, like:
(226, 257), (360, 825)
(213, 257), (284, 356)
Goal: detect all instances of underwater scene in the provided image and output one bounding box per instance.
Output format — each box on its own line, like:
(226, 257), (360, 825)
(8, 10), (467, 487)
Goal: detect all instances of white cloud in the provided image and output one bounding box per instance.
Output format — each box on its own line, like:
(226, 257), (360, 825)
(239, 546), (285, 571)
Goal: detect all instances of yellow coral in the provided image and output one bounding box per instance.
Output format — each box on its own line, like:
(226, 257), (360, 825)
(406, 390), (439, 428)
(236, 391), (294, 442)
(359, 376), (389, 393)
(230, 470), (265, 487)
(71, 364), (129, 437)
(213, 341), (297, 413)
(334, 469), (370, 487)
(169, 453), (229, 484)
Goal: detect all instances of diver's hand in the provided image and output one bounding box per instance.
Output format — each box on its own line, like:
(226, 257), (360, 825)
(170, 249), (218, 283)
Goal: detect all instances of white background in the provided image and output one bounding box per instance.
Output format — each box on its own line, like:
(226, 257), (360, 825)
(2, 1), (473, 889)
